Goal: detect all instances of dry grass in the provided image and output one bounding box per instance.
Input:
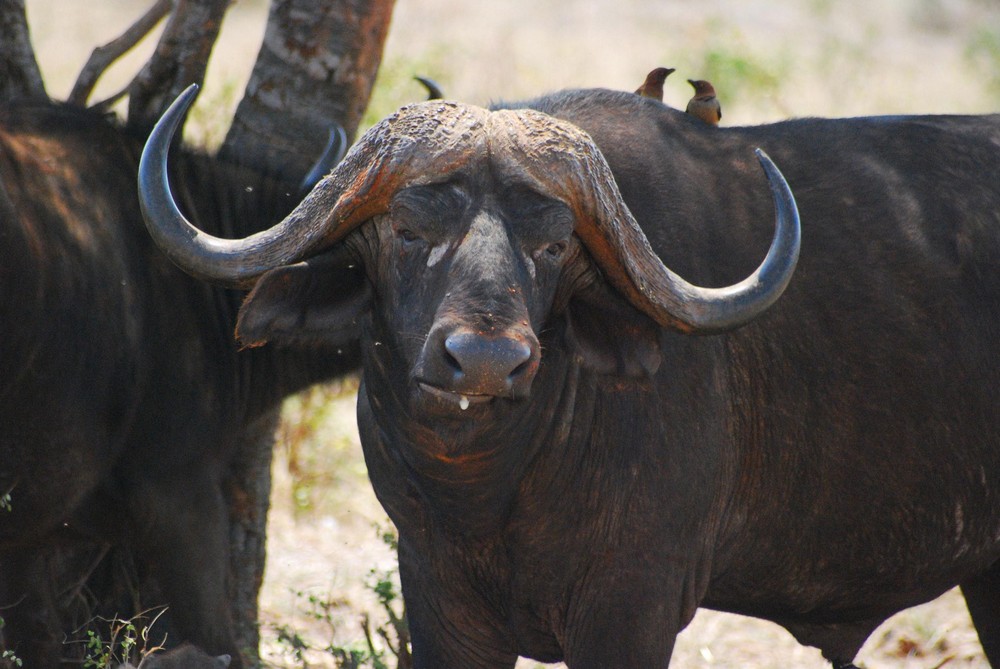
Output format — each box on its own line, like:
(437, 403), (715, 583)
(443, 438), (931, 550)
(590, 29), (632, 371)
(20, 0), (1000, 666)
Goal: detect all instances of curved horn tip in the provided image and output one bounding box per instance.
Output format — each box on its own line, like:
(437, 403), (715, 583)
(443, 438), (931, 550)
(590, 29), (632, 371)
(752, 147), (801, 228)
(685, 147), (800, 334)
(753, 148), (796, 202)
(332, 125), (348, 160)
(139, 84), (198, 190)
(137, 83), (201, 243)
(164, 83), (199, 127)
(753, 147), (781, 176)
(138, 82), (256, 288)
(750, 144), (802, 305)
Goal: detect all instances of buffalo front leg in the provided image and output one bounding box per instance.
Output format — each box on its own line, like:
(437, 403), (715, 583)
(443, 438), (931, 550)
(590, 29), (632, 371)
(129, 469), (242, 667)
(962, 561), (1000, 664)
(398, 542), (518, 669)
(560, 570), (686, 669)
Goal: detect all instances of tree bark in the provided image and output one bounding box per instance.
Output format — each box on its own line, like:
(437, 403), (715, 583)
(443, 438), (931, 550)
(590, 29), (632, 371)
(224, 408), (281, 665)
(0, 0), (47, 103)
(126, 0), (230, 133)
(219, 0), (396, 182)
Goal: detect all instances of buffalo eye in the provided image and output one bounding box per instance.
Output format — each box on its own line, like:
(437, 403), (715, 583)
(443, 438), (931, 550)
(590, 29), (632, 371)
(533, 240), (568, 261)
(393, 225), (422, 245)
(545, 241), (568, 258)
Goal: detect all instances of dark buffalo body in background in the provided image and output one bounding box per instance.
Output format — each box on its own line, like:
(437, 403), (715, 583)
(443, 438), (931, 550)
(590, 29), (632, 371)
(0, 103), (359, 667)
(141, 88), (1000, 667)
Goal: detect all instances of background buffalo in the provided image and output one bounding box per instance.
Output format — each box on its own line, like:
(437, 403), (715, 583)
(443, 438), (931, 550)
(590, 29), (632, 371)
(2, 0), (392, 666)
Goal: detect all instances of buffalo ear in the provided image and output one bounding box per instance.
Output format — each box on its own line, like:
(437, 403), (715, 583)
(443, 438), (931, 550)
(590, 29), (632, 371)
(565, 281), (662, 377)
(236, 247), (370, 348)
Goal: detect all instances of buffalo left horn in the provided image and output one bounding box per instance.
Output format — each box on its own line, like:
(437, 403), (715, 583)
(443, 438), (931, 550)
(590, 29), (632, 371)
(584, 146), (800, 334)
(486, 107), (800, 334)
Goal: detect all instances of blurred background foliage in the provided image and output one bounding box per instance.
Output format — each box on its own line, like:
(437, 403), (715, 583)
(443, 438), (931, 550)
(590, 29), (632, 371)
(24, 0), (1000, 138)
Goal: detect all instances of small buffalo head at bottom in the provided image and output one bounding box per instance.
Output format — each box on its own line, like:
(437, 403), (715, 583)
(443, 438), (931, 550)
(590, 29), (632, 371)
(117, 643), (231, 669)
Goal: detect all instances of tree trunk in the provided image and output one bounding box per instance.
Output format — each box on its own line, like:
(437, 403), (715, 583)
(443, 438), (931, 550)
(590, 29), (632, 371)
(0, 0), (47, 103)
(224, 408), (281, 665)
(126, 0), (230, 133)
(219, 0), (396, 182)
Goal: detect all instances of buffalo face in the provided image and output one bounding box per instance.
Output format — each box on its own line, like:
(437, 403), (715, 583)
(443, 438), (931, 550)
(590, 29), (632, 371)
(241, 176), (580, 416)
(386, 180), (574, 408)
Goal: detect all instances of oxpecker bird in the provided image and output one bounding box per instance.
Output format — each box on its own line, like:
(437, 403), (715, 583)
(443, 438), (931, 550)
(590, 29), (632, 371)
(686, 79), (722, 125)
(634, 67), (675, 102)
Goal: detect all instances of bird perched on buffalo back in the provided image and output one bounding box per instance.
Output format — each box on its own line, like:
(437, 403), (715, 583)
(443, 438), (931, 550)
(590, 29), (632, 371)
(686, 79), (722, 125)
(634, 67), (675, 102)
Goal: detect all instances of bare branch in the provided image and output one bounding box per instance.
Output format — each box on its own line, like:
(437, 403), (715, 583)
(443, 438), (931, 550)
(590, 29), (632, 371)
(87, 84), (132, 115)
(219, 0), (396, 181)
(126, 0), (231, 133)
(0, 0), (47, 103)
(68, 0), (173, 108)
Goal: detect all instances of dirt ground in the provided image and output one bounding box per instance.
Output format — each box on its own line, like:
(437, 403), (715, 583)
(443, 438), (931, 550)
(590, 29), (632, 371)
(21, 0), (1000, 666)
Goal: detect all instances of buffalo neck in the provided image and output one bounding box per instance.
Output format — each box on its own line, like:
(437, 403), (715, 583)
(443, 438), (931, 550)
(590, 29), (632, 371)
(359, 320), (584, 538)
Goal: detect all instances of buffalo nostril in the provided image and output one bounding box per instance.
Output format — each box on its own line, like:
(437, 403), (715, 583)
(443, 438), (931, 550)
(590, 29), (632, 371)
(443, 331), (535, 391)
(442, 344), (463, 374)
(505, 341), (534, 382)
(509, 356), (533, 381)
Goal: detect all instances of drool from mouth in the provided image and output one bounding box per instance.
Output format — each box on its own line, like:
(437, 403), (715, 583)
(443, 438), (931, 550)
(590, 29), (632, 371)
(417, 382), (494, 410)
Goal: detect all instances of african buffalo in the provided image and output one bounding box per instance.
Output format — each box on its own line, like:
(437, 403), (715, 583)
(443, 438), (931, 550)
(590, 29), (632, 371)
(0, 101), (358, 667)
(141, 84), (1000, 668)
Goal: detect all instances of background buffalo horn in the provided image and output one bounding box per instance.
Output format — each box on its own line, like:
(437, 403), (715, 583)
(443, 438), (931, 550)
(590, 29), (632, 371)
(298, 124), (348, 196)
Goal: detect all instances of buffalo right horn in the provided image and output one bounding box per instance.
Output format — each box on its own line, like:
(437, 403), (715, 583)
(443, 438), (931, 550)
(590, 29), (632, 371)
(139, 87), (488, 288)
(139, 84), (348, 287)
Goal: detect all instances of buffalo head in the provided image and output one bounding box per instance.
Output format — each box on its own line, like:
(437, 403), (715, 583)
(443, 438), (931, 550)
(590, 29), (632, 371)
(139, 85), (799, 413)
